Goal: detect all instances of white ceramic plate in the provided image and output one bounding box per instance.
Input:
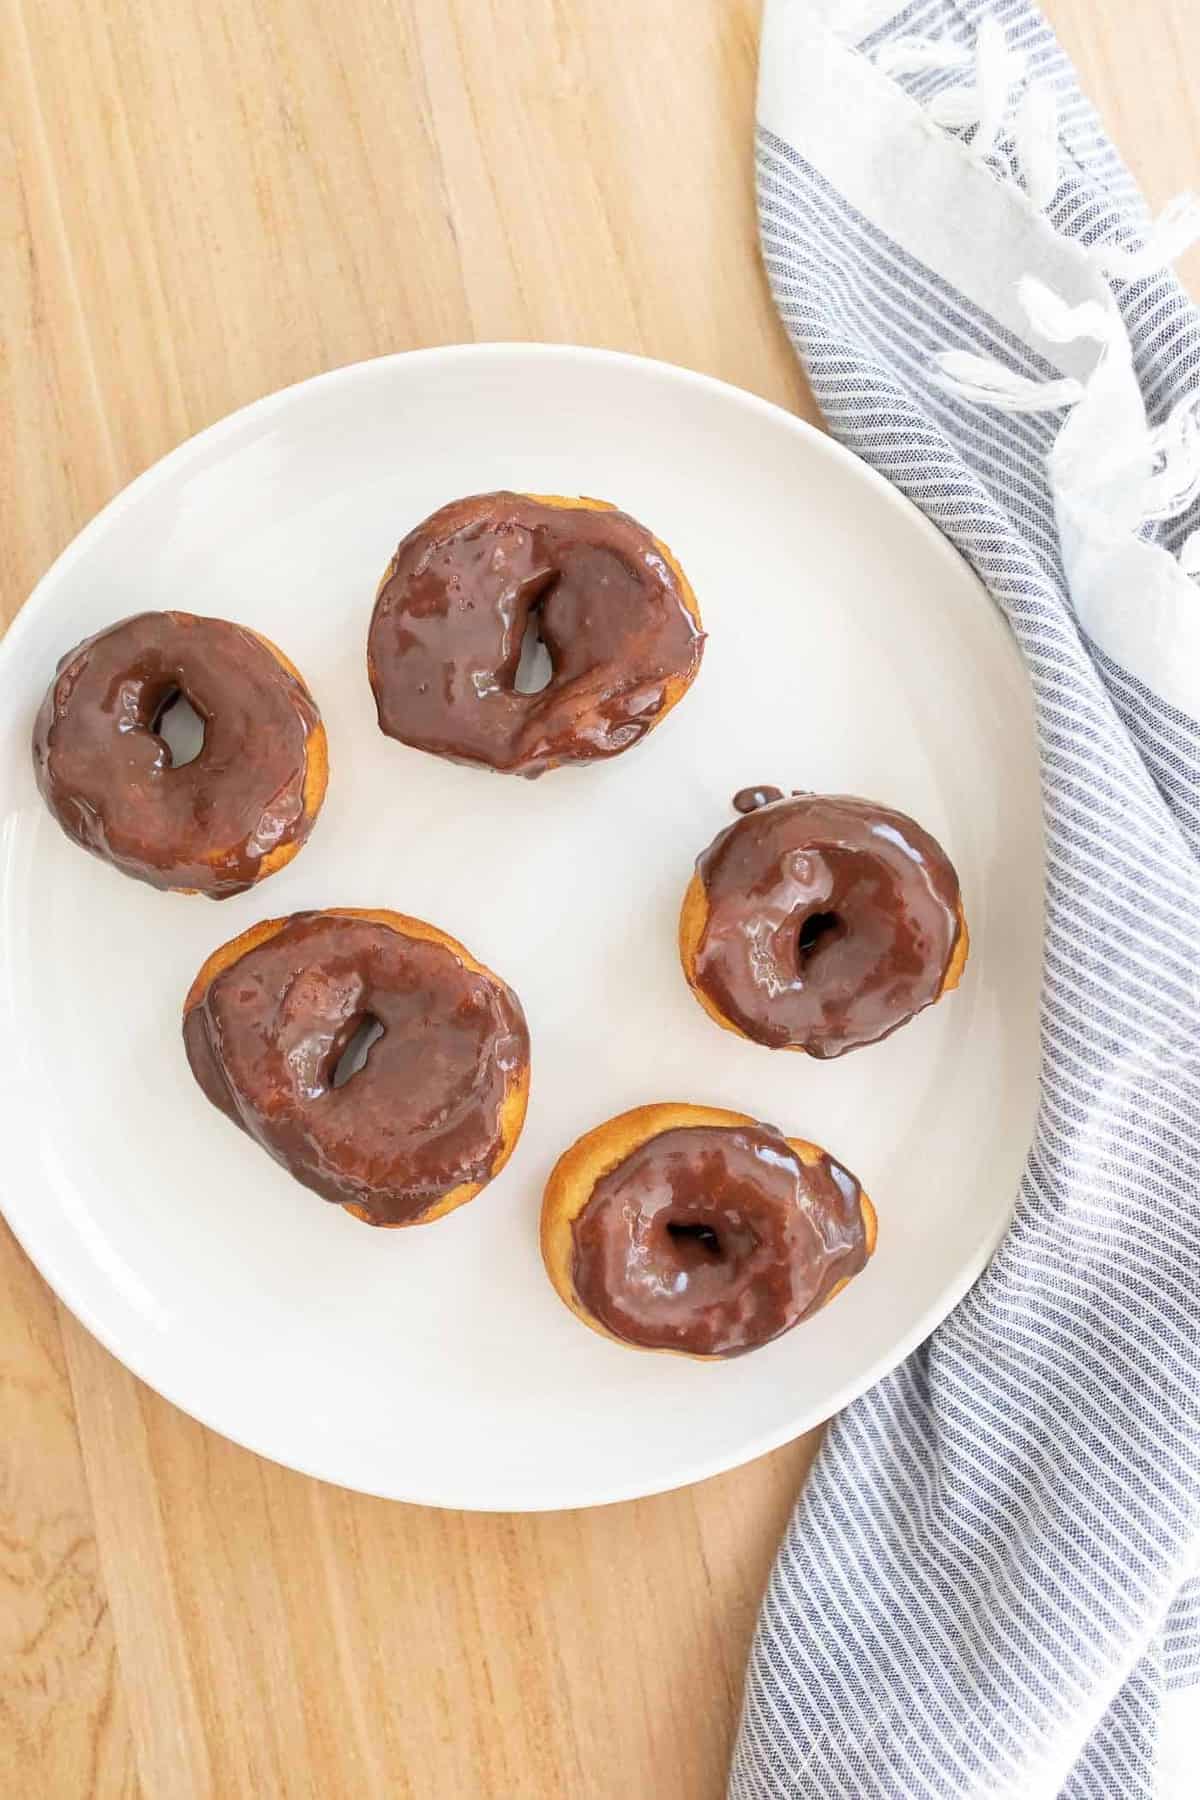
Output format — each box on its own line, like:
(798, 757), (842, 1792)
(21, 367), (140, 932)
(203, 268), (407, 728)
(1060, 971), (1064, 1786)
(0, 346), (1042, 1510)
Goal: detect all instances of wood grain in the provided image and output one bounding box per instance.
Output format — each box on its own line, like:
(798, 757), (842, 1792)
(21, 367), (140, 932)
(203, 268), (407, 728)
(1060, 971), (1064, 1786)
(1, 2), (1195, 1794)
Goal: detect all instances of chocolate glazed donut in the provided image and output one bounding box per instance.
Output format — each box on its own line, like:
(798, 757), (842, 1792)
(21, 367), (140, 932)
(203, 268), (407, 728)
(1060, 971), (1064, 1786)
(183, 909), (530, 1227)
(32, 611), (328, 898)
(367, 492), (704, 775)
(680, 791), (968, 1058)
(541, 1104), (876, 1358)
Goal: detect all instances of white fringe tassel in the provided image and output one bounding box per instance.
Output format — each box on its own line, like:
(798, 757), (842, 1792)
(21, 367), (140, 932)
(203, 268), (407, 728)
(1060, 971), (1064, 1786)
(1142, 396), (1200, 523)
(1016, 278), (1116, 351)
(1088, 193), (1200, 281)
(925, 19), (1023, 157)
(932, 276), (1117, 413)
(1015, 80), (1059, 210)
(931, 351), (1083, 413)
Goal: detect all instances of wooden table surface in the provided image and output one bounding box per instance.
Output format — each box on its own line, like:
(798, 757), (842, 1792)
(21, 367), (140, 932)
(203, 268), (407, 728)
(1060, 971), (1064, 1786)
(3, 3), (1197, 1795)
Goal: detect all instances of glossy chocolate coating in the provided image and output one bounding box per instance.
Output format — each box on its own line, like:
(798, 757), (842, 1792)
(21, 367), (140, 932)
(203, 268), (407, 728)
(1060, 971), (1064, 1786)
(368, 492), (703, 776)
(184, 912), (529, 1225)
(694, 793), (962, 1058)
(571, 1125), (867, 1356)
(732, 784), (784, 813)
(32, 612), (323, 898)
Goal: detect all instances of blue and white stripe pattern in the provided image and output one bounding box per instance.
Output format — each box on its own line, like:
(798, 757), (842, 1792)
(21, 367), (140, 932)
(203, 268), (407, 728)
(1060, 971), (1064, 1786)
(733, 3), (1200, 1795)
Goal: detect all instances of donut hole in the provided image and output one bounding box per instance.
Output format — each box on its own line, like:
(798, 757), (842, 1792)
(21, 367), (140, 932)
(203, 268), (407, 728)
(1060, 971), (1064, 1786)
(666, 1220), (724, 1261)
(796, 909), (846, 967)
(331, 1013), (385, 1089)
(513, 611), (555, 695)
(151, 688), (206, 768)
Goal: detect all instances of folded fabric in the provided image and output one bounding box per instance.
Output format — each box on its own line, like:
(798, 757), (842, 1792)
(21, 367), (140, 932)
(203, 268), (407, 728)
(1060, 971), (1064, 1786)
(732, 3), (1200, 1795)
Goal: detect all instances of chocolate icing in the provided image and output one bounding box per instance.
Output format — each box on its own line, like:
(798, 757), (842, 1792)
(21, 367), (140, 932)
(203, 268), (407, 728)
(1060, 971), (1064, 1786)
(184, 912), (529, 1225)
(368, 492), (704, 776)
(693, 793), (962, 1058)
(32, 611), (323, 898)
(732, 785), (784, 813)
(571, 1125), (867, 1356)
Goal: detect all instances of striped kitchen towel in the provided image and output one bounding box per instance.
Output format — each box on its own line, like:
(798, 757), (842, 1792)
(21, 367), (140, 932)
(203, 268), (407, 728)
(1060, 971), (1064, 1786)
(732, 3), (1200, 1797)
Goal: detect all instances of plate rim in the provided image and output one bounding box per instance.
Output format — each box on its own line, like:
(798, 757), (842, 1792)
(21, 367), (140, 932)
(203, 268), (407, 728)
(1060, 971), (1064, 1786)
(0, 342), (1035, 1510)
